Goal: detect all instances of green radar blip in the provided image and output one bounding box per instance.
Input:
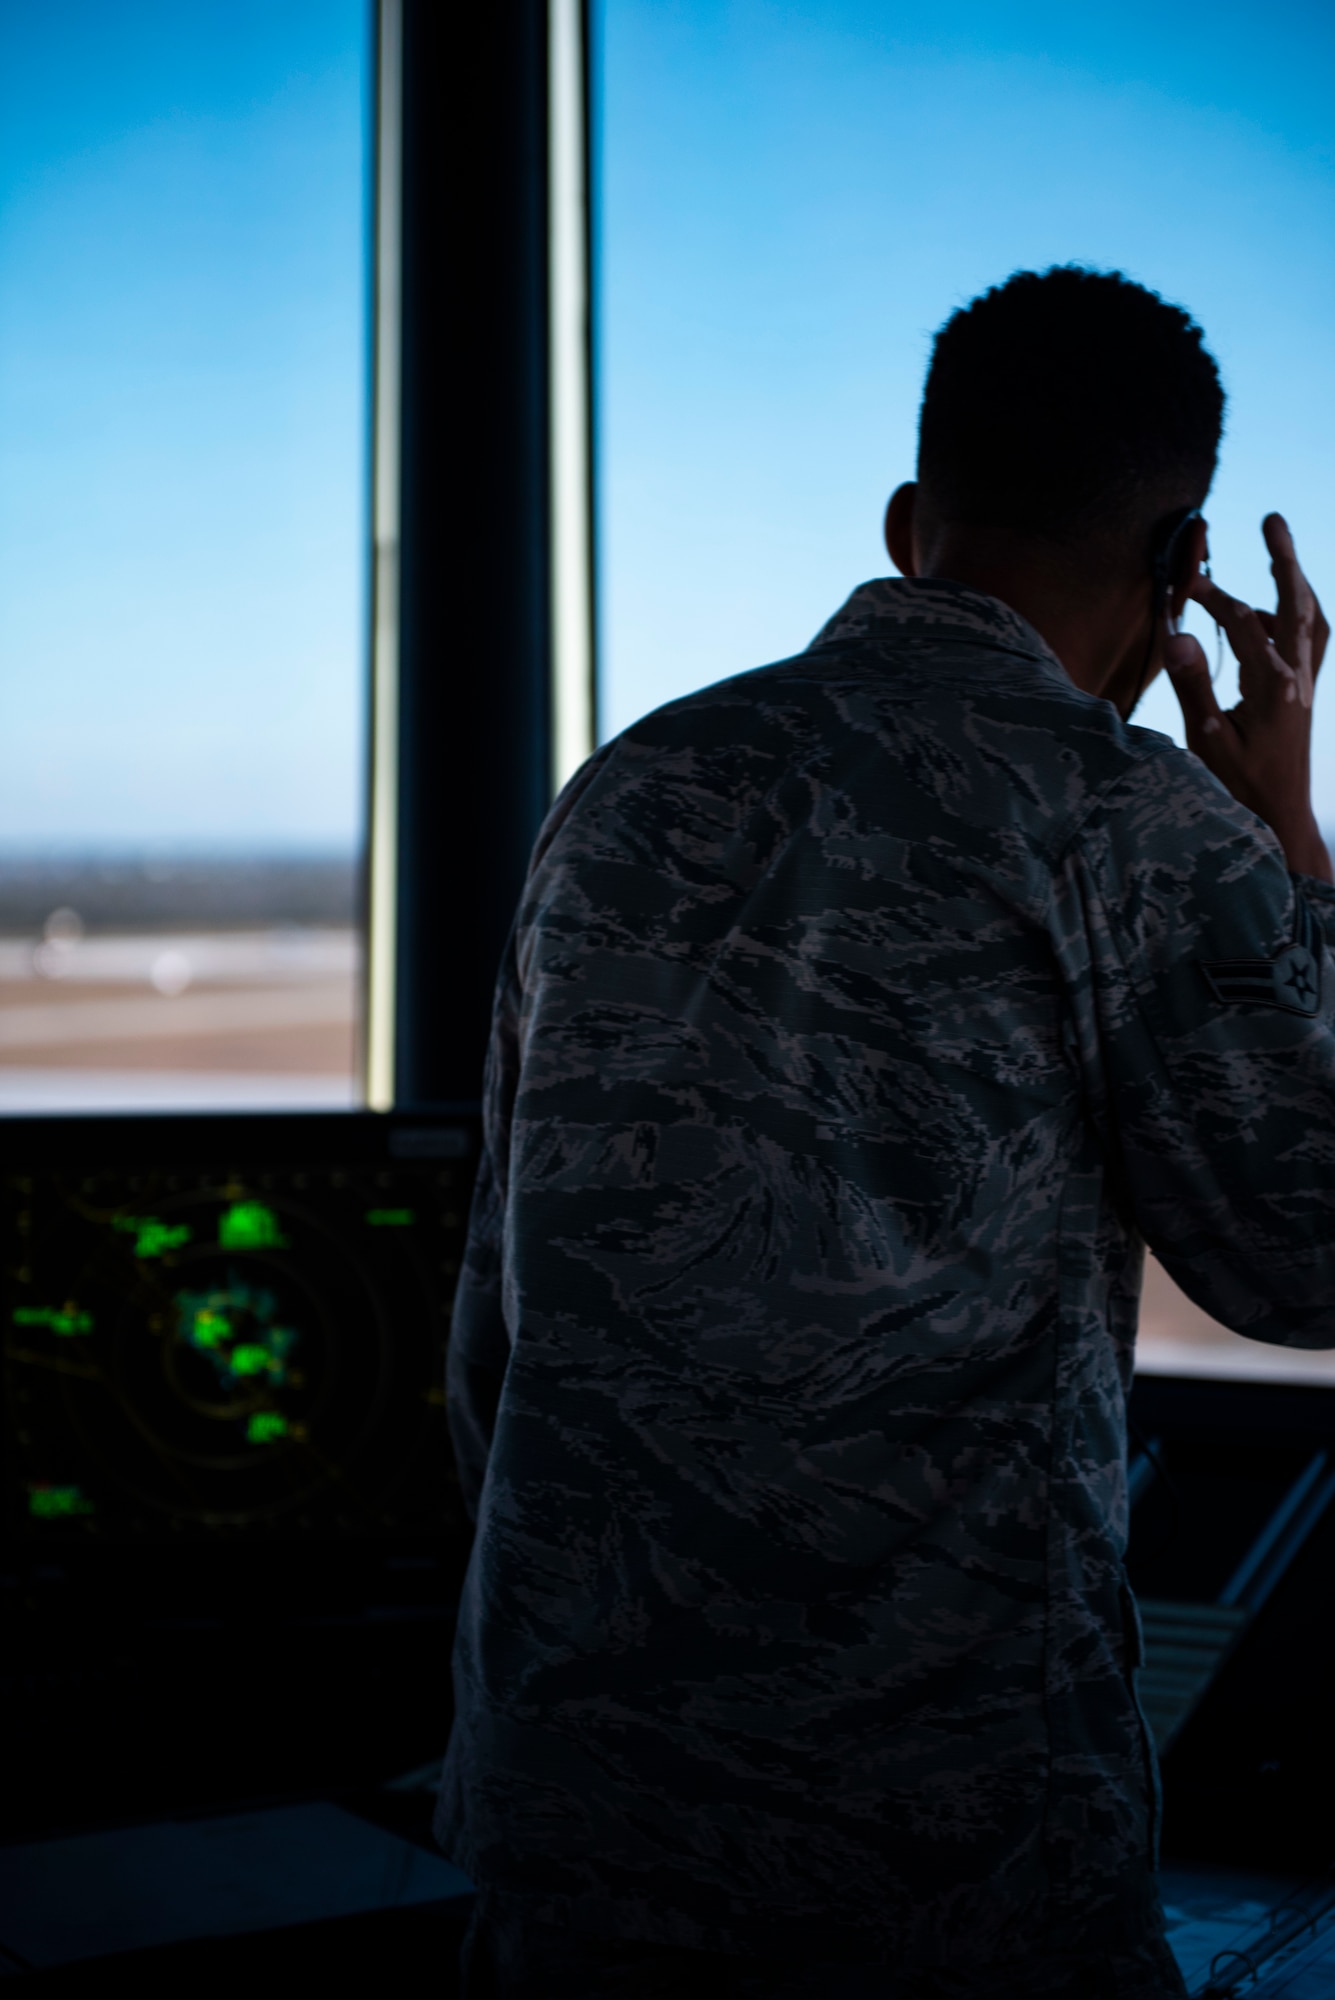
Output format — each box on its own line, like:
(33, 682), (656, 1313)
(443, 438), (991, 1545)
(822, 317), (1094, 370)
(13, 1304), (93, 1337)
(219, 1200), (288, 1250)
(114, 1215), (192, 1259)
(29, 1484), (94, 1519)
(366, 1208), (415, 1227)
(176, 1276), (299, 1387)
(229, 1343), (270, 1377)
(246, 1411), (289, 1444)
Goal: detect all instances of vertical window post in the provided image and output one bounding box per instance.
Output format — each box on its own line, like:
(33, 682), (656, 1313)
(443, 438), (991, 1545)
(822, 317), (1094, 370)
(366, 0), (403, 1113)
(549, 0), (597, 795)
(364, 0), (595, 1110)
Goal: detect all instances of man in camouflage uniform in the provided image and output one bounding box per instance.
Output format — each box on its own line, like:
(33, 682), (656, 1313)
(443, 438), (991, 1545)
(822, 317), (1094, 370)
(436, 268), (1335, 1997)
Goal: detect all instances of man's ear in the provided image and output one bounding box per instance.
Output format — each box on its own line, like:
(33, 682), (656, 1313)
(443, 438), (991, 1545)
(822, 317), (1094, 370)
(1169, 514), (1210, 624)
(885, 483), (918, 577)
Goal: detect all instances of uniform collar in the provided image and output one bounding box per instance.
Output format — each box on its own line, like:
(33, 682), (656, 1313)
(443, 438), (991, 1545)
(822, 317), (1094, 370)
(809, 576), (1067, 678)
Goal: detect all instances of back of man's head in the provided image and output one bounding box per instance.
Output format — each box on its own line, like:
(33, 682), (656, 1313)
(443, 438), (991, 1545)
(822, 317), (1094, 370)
(918, 266), (1225, 557)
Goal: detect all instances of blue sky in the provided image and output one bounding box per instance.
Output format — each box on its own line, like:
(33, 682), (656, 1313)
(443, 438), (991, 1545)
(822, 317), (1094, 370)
(0, 0), (366, 850)
(1, 2), (1333, 849)
(597, 0), (1335, 815)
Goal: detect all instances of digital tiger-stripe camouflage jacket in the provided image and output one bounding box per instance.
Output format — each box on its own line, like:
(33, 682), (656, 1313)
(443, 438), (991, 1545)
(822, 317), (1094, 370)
(436, 578), (1335, 1967)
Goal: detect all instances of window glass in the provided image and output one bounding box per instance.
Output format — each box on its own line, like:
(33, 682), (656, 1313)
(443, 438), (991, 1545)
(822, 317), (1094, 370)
(598, 0), (1335, 1381)
(0, 0), (367, 1110)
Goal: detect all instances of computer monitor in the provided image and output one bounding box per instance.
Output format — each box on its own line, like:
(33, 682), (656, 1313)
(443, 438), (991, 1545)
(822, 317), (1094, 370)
(3, 1112), (476, 1543)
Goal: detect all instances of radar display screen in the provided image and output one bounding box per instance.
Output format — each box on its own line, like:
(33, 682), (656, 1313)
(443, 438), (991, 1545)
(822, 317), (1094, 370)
(2, 1114), (477, 1540)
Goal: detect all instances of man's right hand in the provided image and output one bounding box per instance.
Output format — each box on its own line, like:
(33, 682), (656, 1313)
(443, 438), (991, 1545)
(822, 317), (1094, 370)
(1166, 514), (1333, 882)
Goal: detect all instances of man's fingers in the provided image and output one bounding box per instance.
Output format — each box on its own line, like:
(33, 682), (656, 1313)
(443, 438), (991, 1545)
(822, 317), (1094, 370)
(1263, 512), (1321, 681)
(1172, 520), (1323, 858)
(1164, 632), (1230, 755)
(1263, 512), (1312, 610)
(1253, 605), (1318, 680)
(1315, 601), (1330, 684)
(1191, 575), (1305, 709)
(1263, 510), (1302, 575)
(1191, 574), (1271, 666)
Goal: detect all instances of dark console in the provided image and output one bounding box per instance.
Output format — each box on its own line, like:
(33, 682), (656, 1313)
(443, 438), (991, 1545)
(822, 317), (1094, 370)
(0, 1112), (479, 1838)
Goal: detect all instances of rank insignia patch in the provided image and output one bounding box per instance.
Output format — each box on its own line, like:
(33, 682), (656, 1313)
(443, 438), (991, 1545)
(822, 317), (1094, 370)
(1200, 941), (1321, 1016)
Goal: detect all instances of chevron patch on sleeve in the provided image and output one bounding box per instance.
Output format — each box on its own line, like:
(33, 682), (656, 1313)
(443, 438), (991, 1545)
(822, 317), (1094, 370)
(1200, 899), (1323, 1016)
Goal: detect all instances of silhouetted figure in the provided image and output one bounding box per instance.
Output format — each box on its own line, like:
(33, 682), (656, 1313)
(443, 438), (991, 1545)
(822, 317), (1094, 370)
(438, 267), (1335, 1997)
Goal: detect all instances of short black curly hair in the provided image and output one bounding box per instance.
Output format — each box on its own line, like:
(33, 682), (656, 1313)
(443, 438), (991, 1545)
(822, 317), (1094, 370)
(918, 266), (1225, 544)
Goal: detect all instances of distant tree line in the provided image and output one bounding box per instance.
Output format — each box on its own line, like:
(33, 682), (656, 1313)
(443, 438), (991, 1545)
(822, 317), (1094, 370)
(0, 853), (360, 933)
